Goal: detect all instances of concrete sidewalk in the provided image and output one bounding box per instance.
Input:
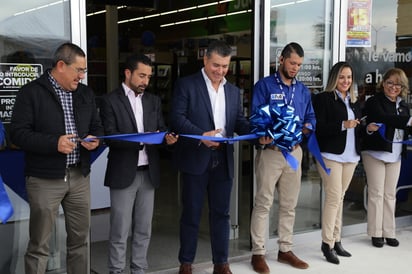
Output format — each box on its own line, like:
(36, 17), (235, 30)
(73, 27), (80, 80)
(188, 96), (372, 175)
(153, 222), (412, 274)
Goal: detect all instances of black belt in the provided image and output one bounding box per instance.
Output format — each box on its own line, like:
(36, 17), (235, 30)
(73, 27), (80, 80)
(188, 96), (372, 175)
(67, 162), (81, 168)
(136, 165), (149, 171)
(211, 143), (227, 151)
(265, 144), (299, 151)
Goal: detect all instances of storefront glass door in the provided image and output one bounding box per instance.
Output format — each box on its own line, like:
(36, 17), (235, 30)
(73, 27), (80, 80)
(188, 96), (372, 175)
(265, 0), (332, 248)
(0, 1), (72, 273)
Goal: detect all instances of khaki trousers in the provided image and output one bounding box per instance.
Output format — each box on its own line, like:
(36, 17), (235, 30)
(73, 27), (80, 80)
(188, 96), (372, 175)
(25, 167), (90, 274)
(251, 146), (302, 254)
(317, 158), (357, 248)
(361, 152), (400, 238)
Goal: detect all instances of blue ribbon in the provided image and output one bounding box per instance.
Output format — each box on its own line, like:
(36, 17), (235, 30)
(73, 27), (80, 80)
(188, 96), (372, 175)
(281, 150), (299, 170)
(250, 104), (303, 152)
(0, 121), (14, 224)
(376, 123), (412, 145)
(250, 104), (304, 170)
(84, 130), (331, 175)
(86, 131), (259, 145)
(85, 132), (167, 144)
(180, 133), (259, 144)
(307, 132), (331, 175)
(0, 175), (13, 224)
(0, 121), (4, 146)
(249, 104), (330, 174)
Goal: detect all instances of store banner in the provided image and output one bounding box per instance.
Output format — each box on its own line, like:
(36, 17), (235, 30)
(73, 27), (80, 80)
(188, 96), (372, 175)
(346, 0), (372, 47)
(0, 63), (43, 123)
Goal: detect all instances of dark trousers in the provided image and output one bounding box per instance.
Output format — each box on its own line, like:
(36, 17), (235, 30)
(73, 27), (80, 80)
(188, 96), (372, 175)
(178, 150), (232, 265)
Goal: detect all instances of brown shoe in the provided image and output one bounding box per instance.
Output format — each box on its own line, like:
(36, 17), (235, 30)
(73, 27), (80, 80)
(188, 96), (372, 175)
(179, 263), (192, 274)
(213, 263), (232, 274)
(251, 255), (270, 274)
(277, 251), (309, 269)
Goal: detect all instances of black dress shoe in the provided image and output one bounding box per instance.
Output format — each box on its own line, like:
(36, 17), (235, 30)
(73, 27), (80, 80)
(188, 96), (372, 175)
(321, 242), (339, 264)
(371, 237), (384, 248)
(334, 241), (352, 257)
(385, 238), (399, 247)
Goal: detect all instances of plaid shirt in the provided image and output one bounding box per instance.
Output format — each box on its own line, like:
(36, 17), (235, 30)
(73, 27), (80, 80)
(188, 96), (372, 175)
(48, 72), (80, 166)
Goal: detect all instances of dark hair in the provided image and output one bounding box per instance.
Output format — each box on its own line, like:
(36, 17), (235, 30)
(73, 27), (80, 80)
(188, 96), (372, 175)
(281, 42), (304, 59)
(52, 42), (85, 67)
(124, 53), (153, 73)
(205, 40), (232, 58)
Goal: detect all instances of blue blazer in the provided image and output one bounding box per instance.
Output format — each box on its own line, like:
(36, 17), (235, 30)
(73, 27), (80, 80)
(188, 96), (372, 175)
(169, 71), (250, 179)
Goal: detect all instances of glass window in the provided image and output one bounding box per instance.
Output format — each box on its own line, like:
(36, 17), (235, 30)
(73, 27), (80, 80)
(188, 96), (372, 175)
(268, 0), (332, 238)
(345, 0), (412, 222)
(0, 1), (71, 273)
(346, 0), (412, 105)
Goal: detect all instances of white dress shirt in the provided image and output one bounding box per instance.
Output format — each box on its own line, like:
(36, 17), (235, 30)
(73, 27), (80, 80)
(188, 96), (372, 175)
(123, 82), (149, 166)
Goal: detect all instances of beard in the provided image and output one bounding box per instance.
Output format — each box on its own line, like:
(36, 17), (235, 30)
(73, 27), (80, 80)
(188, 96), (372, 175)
(130, 83), (146, 94)
(281, 66), (295, 80)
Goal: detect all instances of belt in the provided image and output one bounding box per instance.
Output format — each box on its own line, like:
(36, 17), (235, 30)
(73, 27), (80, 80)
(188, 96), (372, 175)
(67, 162), (81, 168)
(266, 144), (299, 151)
(211, 143), (227, 151)
(136, 165), (149, 171)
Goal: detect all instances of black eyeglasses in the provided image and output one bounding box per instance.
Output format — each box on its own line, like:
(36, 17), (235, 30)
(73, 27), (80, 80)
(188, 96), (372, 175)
(385, 80), (403, 90)
(65, 63), (87, 75)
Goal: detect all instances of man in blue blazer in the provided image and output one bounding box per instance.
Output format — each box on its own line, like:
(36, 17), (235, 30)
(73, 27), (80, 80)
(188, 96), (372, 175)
(100, 54), (177, 274)
(170, 40), (261, 274)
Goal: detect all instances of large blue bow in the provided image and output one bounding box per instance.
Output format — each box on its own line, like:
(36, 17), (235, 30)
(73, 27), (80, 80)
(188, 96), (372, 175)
(250, 104), (330, 174)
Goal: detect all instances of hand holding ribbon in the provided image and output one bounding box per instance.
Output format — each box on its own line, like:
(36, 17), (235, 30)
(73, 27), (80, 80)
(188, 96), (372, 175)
(82, 131), (259, 145)
(376, 123), (412, 145)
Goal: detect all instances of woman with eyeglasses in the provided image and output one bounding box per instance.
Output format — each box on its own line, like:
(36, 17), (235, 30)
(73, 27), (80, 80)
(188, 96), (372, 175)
(361, 67), (411, 248)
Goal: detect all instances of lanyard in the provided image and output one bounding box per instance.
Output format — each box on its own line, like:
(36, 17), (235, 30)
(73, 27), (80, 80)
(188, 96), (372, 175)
(275, 73), (295, 106)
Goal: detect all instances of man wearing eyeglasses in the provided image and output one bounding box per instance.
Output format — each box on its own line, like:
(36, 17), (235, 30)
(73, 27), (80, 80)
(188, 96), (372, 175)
(10, 42), (103, 274)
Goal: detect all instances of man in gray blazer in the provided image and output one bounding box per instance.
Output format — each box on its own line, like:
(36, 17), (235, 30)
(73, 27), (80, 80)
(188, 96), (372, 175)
(100, 54), (177, 274)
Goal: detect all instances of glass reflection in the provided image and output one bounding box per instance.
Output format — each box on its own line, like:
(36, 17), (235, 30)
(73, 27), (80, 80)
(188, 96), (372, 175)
(268, 0), (330, 238)
(0, 1), (71, 273)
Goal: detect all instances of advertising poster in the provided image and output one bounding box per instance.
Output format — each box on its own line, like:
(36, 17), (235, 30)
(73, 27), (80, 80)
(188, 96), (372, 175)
(0, 63), (43, 123)
(346, 0), (372, 47)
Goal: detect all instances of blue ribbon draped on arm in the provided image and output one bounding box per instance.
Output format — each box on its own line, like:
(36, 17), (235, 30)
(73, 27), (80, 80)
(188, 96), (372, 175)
(0, 121), (14, 223)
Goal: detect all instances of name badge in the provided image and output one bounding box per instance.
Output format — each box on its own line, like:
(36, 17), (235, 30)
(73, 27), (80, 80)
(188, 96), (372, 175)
(271, 93), (284, 101)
